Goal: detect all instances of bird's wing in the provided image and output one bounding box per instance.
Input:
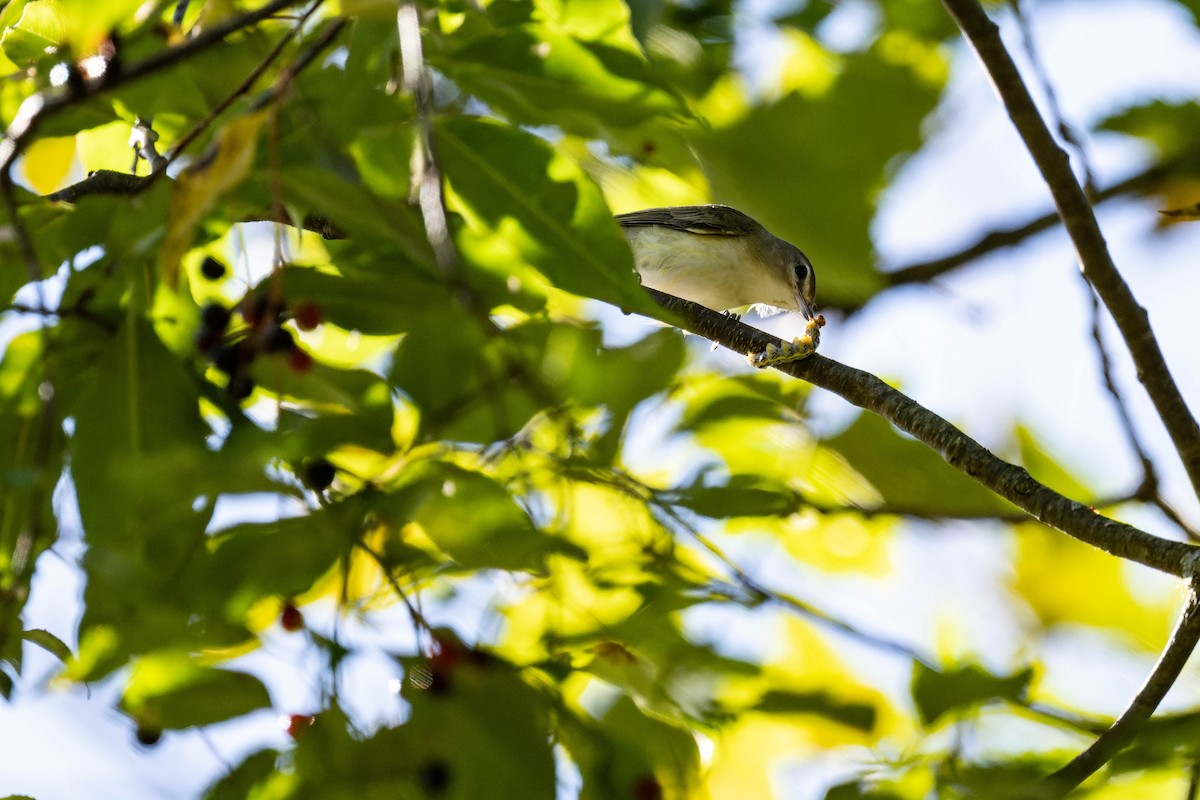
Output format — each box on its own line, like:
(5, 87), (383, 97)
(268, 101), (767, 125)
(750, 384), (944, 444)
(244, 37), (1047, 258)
(614, 205), (762, 237)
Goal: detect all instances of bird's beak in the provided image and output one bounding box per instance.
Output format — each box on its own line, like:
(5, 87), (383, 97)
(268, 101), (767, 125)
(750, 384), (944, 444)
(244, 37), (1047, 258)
(797, 296), (816, 321)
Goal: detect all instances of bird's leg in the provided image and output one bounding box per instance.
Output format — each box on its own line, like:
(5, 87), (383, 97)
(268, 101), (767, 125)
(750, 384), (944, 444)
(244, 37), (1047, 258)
(748, 316), (823, 368)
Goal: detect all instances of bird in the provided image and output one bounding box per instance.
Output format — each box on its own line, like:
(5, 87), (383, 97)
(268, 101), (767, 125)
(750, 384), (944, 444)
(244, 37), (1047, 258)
(616, 204), (821, 366)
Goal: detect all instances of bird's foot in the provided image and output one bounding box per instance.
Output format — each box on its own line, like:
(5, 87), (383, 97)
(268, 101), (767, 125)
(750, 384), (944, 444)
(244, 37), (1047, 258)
(748, 317), (822, 368)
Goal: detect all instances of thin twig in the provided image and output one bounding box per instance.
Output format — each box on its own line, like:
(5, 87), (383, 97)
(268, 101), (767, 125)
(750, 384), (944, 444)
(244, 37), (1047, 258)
(0, 173), (45, 287)
(592, 467), (934, 664)
(356, 540), (431, 657)
(0, 0), (307, 176)
(1042, 582), (1200, 795)
(1007, 0), (1097, 193)
(940, 0), (1200, 504)
(162, 0), (329, 173)
(1085, 287), (1163, 492)
(396, 0), (482, 318)
(646, 288), (1200, 578)
(883, 159), (1181, 289)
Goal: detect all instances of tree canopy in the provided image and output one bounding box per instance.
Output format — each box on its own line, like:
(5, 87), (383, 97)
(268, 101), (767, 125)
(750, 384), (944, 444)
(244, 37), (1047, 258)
(2, 0), (1200, 798)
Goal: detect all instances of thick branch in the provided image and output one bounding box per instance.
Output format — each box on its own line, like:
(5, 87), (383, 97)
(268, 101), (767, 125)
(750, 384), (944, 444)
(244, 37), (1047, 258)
(1042, 583), (1200, 795)
(940, 0), (1200, 502)
(647, 289), (1200, 578)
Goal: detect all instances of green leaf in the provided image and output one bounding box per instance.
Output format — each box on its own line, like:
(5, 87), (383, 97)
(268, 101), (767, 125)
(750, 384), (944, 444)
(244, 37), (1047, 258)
(251, 360), (395, 454)
(68, 317), (213, 678)
(203, 749), (279, 800)
(911, 662), (1033, 726)
(200, 503), (358, 617)
(669, 473), (799, 518)
(754, 689), (877, 731)
(287, 659), (555, 798)
(2, 1), (63, 66)
(560, 694), (703, 800)
(22, 628), (73, 663)
(676, 372), (810, 432)
(122, 656), (271, 729)
(384, 461), (573, 571)
(434, 115), (659, 315)
(1097, 100), (1200, 162)
(277, 265), (446, 336)
(277, 167), (434, 262)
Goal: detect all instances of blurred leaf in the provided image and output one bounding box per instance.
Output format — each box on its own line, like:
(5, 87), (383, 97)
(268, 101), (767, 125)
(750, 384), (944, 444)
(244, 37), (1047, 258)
(911, 662), (1032, 726)
(383, 460), (575, 572)
(753, 689), (877, 731)
(1012, 521), (1177, 644)
(0, 332), (60, 603)
(203, 749), (279, 800)
(1098, 99), (1200, 161)
(122, 655), (270, 729)
(388, 303), (534, 443)
(1015, 425), (1090, 499)
(21, 628), (72, 663)
(161, 113), (267, 285)
(69, 318), (213, 678)
(692, 42), (944, 308)
(560, 694), (702, 800)
(823, 780), (907, 800)
(2, 1), (63, 66)
(294, 653), (558, 798)
(57, 0), (143, 54)
(200, 503), (358, 618)
(21, 135), (74, 194)
(668, 473), (799, 518)
(278, 167), (434, 261)
(276, 265), (446, 336)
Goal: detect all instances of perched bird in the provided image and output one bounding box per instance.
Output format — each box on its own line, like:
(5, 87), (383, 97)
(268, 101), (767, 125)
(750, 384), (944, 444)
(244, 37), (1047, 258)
(616, 204), (821, 366)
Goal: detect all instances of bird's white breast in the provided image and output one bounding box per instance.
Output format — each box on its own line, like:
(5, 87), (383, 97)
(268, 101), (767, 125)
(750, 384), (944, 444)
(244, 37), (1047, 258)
(623, 227), (796, 312)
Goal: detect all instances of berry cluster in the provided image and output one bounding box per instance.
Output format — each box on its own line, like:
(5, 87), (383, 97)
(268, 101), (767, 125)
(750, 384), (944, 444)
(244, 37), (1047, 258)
(194, 257), (324, 400)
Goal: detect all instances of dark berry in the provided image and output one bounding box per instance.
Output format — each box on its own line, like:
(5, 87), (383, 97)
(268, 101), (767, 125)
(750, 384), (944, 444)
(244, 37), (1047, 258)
(241, 292), (281, 329)
(200, 256), (226, 281)
(280, 602), (304, 632)
(630, 775), (663, 800)
(228, 374), (255, 401)
(195, 328), (223, 355)
(199, 303), (231, 333)
(284, 714), (315, 739)
(212, 341), (252, 375)
(135, 725), (162, 747)
(302, 459), (336, 491)
(261, 324), (295, 354)
(417, 759), (451, 795)
(293, 301), (323, 331)
(287, 348), (314, 373)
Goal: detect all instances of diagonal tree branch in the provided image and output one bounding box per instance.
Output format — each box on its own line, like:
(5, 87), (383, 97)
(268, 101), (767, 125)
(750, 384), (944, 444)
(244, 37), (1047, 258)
(646, 288), (1200, 578)
(939, 0), (1200, 503)
(1042, 582), (1200, 796)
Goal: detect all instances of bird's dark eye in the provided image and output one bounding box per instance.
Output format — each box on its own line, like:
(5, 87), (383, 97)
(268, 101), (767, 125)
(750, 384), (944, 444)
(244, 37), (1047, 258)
(794, 263), (808, 281)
